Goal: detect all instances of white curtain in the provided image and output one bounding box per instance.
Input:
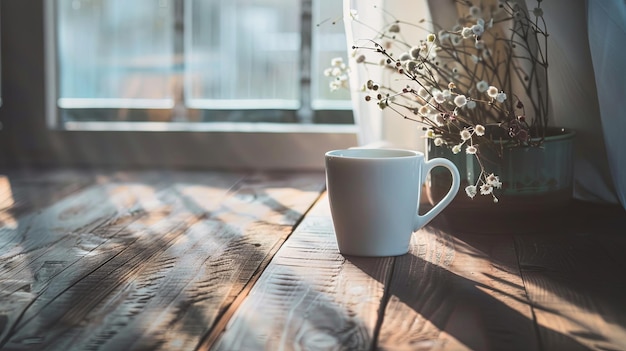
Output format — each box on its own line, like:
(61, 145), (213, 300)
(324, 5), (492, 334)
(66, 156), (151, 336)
(343, 0), (431, 152)
(538, 0), (623, 206)
(586, 0), (626, 208)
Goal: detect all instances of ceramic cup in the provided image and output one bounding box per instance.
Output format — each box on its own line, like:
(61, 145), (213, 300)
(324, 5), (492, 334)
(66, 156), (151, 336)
(325, 148), (460, 257)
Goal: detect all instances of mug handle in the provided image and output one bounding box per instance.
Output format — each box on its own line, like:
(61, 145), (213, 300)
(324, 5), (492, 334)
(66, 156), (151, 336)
(413, 158), (460, 231)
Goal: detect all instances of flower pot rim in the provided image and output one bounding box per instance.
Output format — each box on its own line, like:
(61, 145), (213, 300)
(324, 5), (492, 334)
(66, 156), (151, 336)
(531, 126), (575, 141)
(487, 126), (575, 146)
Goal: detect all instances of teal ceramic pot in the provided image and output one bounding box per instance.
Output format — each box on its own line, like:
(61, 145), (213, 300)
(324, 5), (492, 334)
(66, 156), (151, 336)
(425, 127), (576, 213)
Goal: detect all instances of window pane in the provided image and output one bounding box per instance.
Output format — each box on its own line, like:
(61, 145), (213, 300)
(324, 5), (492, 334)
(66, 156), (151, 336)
(50, 0), (352, 126)
(186, 0), (301, 110)
(56, 0), (175, 108)
(312, 0), (351, 109)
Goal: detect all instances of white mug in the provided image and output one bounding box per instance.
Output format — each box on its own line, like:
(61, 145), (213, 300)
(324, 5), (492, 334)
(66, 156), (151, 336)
(325, 148), (460, 257)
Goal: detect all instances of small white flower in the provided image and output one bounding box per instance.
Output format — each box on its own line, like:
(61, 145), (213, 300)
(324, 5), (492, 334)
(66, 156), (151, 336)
(434, 137), (444, 146)
(410, 46), (421, 59)
(442, 89), (452, 99)
(465, 185), (478, 198)
(418, 105), (430, 116)
(461, 27), (474, 38)
(427, 33), (436, 42)
(460, 129), (472, 141)
(331, 57), (344, 67)
(471, 24), (484, 37)
(486, 173), (503, 188)
(496, 92), (507, 103)
(452, 144), (462, 154)
(404, 60), (417, 72)
(399, 52), (411, 62)
(474, 124), (485, 136)
(451, 34), (463, 46)
(469, 6), (482, 19)
(466, 145), (478, 154)
(418, 87), (429, 99)
(487, 86), (499, 98)
(426, 129), (436, 138)
(355, 55), (366, 63)
(323, 68), (333, 77)
(480, 183), (494, 195)
(466, 100), (476, 109)
(476, 80), (489, 93)
(433, 91), (446, 104)
(454, 95), (467, 107)
(330, 80), (344, 91)
(435, 114), (446, 126)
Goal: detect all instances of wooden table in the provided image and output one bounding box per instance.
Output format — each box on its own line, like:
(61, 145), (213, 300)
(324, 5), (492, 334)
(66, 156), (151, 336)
(1, 169), (625, 351)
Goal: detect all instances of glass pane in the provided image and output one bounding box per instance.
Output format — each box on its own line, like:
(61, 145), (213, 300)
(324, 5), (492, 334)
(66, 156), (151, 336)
(312, 0), (351, 109)
(186, 0), (300, 109)
(56, 0), (175, 108)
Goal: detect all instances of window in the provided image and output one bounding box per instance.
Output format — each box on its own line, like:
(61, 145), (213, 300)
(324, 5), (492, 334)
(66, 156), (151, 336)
(48, 0), (353, 127)
(0, 1), (357, 169)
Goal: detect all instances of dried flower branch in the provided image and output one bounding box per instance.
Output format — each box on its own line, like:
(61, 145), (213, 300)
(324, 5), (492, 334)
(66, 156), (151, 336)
(326, 0), (549, 202)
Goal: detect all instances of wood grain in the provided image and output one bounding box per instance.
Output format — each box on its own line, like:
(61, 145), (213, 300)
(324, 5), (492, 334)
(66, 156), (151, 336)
(0, 169), (96, 218)
(212, 193), (393, 351)
(2, 170), (624, 351)
(0, 170), (325, 351)
(516, 228), (626, 351)
(378, 223), (538, 351)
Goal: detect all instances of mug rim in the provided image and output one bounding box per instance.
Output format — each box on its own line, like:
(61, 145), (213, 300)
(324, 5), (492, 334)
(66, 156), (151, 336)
(325, 148), (423, 160)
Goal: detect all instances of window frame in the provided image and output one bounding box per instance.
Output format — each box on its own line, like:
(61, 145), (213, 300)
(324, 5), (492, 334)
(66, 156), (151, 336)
(0, 1), (357, 170)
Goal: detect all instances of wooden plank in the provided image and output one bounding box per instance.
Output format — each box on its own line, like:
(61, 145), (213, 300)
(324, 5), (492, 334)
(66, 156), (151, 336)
(0, 169), (96, 216)
(0, 171), (325, 351)
(515, 210), (626, 351)
(212, 193), (393, 351)
(567, 202), (626, 272)
(0, 169), (95, 245)
(0, 170), (242, 350)
(378, 222), (538, 351)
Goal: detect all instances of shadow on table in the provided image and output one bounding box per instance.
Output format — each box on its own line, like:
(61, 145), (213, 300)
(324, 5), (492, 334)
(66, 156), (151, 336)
(345, 220), (622, 351)
(0, 169), (322, 351)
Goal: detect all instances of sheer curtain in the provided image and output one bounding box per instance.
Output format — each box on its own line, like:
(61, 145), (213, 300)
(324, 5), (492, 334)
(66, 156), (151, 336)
(586, 0), (626, 208)
(537, 0), (623, 207)
(343, 0), (431, 152)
